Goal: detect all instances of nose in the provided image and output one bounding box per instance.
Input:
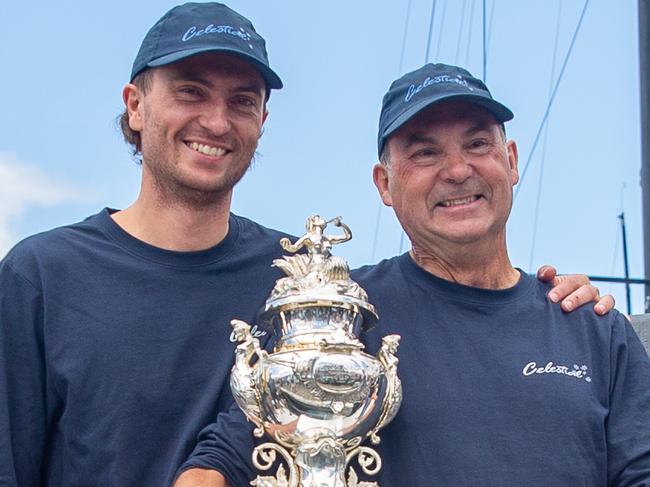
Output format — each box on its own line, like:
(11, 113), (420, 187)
(199, 100), (232, 136)
(442, 151), (472, 184)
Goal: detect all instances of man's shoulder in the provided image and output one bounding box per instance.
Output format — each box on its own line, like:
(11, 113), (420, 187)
(231, 214), (294, 259)
(1, 210), (107, 276)
(523, 274), (635, 352)
(232, 214), (292, 241)
(351, 255), (403, 282)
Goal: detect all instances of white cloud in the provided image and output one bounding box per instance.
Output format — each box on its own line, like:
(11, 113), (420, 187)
(0, 152), (87, 256)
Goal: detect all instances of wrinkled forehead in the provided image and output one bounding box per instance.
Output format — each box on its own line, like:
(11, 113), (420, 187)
(389, 100), (501, 147)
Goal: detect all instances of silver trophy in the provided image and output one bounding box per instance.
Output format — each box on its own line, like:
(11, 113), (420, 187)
(230, 215), (402, 487)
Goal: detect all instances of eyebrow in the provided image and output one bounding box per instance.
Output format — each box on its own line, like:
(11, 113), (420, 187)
(168, 72), (265, 95)
(403, 119), (496, 147)
(463, 120), (495, 136)
(403, 133), (438, 147)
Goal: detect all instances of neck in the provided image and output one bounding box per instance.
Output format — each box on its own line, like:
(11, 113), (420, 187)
(111, 184), (233, 252)
(409, 237), (519, 289)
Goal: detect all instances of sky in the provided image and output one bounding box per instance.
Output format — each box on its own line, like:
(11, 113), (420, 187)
(1, 0), (647, 313)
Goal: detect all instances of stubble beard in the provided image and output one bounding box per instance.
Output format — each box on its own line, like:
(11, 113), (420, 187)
(143, 141), (254, 212)
(154, 157), (251, 211)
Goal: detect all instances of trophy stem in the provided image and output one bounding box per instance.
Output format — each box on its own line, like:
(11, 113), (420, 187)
(295, 437), (346, 487)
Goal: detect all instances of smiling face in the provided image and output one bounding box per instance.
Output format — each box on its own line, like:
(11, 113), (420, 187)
(373, 100), (519, 255)
(123, 52), (268, 207)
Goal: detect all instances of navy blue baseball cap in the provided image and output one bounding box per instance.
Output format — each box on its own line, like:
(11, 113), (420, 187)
(377, 63), (512, 157)
(130, 2), (283, 89)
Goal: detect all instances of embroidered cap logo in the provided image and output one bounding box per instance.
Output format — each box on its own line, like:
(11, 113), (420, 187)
(404, 74), (474, 103)
(182, 24), (253, 43)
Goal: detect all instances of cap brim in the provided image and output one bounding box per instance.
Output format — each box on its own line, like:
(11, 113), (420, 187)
(383, 93), (513, 142)
(146, 47), (283, 89)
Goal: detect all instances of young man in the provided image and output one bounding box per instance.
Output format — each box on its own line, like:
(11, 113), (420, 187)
(175, 64), (648, 486)
(0, 4), (288, 486)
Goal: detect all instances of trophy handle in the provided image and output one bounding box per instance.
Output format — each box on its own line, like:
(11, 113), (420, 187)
(369, 334), (403, 444)
(230, 319), (266, 436)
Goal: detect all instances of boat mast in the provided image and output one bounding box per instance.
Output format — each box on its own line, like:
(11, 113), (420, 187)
(640, 0), (650, 312)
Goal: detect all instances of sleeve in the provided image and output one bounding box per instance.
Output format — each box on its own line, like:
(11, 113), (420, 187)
(607, 314), (650, 486)
(175, 401), (257, 487)
(0, 258), (47, 486)
(175, 326), (279, 487)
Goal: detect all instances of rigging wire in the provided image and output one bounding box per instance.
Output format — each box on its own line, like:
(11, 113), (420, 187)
(455, 0), (468, 64)
(398, 228), (406, 254)
(486, 0), (496, 52)
(372, 0), (413, 262)
(515, 0), (591, 199)
(482, 0), (487, 80)
(528, 0), (563, 271)
(607, 184), (627, 294)
(425, 0), (438, 63)
(398, 0), (414, 74)
(434, 0), (448, 61)
(464, 0), (477, 67)
(608, 220), (621, 295)
(370, 195), (384, 262)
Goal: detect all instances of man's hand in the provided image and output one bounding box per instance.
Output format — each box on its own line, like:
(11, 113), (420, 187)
(173, 468), (229, 487)
(536, 265), (614, 315)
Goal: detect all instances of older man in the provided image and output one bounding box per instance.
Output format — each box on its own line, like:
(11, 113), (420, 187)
(361, 62), (650, 485)
(176, 64), (649, 486)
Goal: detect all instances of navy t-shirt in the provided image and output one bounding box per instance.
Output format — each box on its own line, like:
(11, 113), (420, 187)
(0, 209), (287, 486)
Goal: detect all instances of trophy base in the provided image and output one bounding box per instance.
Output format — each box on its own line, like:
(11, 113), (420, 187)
(251, 440), (381, 487)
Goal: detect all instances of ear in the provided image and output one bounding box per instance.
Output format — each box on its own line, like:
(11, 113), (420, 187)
(372, 163), (393, 207)
(262, 109), (269, 125)
(123, 83), (144, 132)
(506, 139), (519, 186)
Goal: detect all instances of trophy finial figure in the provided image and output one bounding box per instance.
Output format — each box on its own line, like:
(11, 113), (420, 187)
(269, 216), (370, 305)
(279, 215), (352, 259)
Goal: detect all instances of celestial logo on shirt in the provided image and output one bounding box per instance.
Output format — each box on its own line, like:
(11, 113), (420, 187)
(522, 361), (592, 383)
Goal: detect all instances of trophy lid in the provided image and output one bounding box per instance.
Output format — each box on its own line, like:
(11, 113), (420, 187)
(258, 215), (378, 331)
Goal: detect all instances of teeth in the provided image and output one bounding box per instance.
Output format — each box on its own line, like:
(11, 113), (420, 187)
(441, 196), (477, 207)
(189, 142), (227, 157)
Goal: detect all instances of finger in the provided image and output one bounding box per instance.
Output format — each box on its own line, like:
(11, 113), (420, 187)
(559, 284), (600, 312)
(536, 264), (557, 283)
(547, 273), (590, 303)
(594, 294), (615, 316)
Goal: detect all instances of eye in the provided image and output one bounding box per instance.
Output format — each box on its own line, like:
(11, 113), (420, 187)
(466, 138), (492, 153)
(234, 96), (254, 106)
(176, 85), (204, 99)
(409, 147), (440, 163)
(231, 95), (261, 112)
